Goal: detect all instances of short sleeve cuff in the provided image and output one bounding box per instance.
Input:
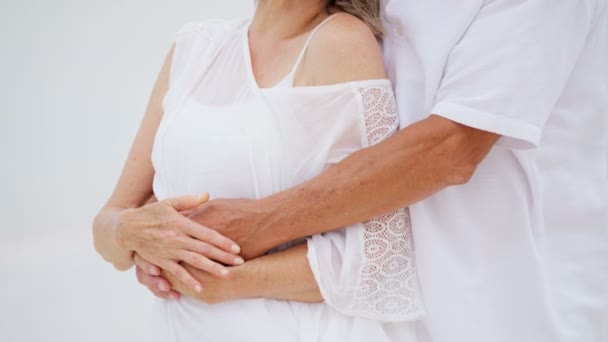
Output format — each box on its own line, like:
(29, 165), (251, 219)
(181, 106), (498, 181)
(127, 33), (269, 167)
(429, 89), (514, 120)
(431, 102), (542, 150)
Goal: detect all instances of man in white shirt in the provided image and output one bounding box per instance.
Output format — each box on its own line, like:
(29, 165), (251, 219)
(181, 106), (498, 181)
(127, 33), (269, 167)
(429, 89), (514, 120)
(380, 1), (608, 341)
(137, 1), (608, 341)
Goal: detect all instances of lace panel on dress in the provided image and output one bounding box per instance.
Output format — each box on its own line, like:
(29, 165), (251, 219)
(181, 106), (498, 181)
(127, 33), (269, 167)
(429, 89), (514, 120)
(352, 85), (425, 320)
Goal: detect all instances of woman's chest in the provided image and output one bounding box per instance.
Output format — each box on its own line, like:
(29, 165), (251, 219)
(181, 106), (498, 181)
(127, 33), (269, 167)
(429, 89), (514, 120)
(151, 97), (336, 199)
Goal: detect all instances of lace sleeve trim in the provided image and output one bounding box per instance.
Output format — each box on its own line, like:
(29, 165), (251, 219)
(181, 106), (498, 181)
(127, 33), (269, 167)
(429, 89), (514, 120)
(351, 85), (425, 320)
(359, 85), (400, 146)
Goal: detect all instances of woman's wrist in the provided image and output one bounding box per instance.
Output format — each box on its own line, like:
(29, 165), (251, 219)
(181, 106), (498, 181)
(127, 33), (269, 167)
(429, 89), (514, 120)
(113, 207), (137, 250)
(93, 206), (136, 271)
(174, 263), (258, 304)
(225, 262), (262, 300)
(111, 208), (138, 266)
(229, 244), (324, 303)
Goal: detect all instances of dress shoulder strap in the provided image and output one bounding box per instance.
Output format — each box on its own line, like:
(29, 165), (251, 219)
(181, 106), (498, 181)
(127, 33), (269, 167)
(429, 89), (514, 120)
(274, 13), (342, 88)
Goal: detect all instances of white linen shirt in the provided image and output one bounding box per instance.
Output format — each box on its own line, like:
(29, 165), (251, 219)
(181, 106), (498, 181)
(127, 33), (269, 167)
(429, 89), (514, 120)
(382, 1), (608, 341)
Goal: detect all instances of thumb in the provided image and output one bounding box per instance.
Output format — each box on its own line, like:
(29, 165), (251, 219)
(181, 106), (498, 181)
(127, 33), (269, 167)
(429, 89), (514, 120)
(164, 193), (209, 211)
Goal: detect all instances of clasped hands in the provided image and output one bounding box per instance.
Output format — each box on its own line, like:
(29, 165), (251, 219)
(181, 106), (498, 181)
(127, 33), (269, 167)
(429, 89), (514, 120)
(115, 193), (268, 303)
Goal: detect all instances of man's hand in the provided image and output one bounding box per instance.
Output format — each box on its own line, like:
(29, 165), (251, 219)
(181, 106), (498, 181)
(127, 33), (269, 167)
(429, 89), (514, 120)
(187, 198), (277, 260)
(190, 116), (501, 259)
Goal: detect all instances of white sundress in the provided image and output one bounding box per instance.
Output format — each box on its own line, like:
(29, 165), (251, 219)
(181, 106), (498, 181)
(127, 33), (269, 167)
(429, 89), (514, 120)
(148, 15), (424, 342)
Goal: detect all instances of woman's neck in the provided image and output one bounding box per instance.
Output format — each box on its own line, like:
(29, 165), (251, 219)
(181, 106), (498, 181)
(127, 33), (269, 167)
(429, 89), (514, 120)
(250, 0), (327, 40)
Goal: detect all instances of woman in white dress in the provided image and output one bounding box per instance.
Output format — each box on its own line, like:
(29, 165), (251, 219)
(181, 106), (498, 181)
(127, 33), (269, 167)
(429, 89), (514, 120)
(93, 0), (424, 341)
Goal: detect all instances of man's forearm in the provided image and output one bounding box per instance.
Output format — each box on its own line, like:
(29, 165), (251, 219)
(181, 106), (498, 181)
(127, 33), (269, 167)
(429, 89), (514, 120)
(255, 115), (500, 251)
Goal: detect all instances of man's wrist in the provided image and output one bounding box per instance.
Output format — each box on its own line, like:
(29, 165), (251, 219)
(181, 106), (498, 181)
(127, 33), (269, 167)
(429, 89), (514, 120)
(245, 196), (291, 256)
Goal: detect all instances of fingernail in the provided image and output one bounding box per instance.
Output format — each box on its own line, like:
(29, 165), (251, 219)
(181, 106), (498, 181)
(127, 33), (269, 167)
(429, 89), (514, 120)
(231, 245), (241, 253)
(159, 283), (170, 292)
(234, 257), (244, 265)
(220, 269), (230, 277)
(150, 268), (159, 276)
(195, 285), (202, 293)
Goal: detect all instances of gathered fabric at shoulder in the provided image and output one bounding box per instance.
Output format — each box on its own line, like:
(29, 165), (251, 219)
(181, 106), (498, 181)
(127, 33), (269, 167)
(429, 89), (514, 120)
(163, 19), (246, 112)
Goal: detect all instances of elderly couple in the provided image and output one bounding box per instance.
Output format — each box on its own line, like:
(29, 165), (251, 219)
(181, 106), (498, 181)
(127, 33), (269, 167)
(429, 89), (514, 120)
(93, 0), (608, 341)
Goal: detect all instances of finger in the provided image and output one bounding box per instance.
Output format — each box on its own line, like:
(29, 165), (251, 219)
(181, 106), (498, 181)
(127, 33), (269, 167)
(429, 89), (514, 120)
(164, 261), (203, 293)
(183, 238), (244, 266)
(179, 250), (230, 279)
(152, 290), (172, 300)
(179, 208), (198, 217)
(149, 287), (180, 300)
(133, 253), (161, 276)
(179, 216), (241, 254)
(148, 282), (180, 300)
(165, 193), (209, 212)
(167, 290), (181, 300)
(136, 266), (171, 292)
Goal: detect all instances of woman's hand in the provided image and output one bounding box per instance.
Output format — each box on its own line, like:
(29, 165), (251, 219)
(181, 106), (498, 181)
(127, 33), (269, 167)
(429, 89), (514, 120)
(135, 251), (246, 305)
(135, 243), (324, 304)
(134, 252), (238, 303)
(115, 193), (245, 293)
(163, 263), (243, 304)
(134, 253), (181, 300)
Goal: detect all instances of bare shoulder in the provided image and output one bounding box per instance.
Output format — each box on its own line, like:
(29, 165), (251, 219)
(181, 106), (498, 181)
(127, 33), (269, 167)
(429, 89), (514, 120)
(304, 13), (386, 85)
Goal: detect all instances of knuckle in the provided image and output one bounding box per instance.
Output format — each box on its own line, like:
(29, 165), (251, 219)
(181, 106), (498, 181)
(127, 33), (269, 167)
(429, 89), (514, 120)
(207, 260), (219, 273)
(160, 214), (179, 229)
(197, 243), (211, 255)
(136, 270), (144, 283)
(189, 255), (207, 269)
(135, 257), (148, 269)
(144, 277), (156, 288)
(207, 229), (222, 240)
(193, 226), (210, 239)
(170, 266), (181, 276)
(153, 291), (166, 298)
(204, 200), (218, 212)
(202, 257), (218, 268)
(182, 254), (196, 266)
(214, 235), (232, 249)
(175, 268), (187, 280)
(166, 263), (178, 274)
(160, 229), (179, 241)
(147, 281), (158, 291)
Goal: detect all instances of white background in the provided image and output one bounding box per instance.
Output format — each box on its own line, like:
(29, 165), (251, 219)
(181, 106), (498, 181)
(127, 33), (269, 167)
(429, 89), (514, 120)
(0, 1), (251, 341)
(0, 1), (606, 341)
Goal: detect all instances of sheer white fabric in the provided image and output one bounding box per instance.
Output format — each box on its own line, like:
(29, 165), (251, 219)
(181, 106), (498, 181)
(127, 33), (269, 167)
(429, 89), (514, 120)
(307, 85), (424, 322)
(149, 19), (423, 342)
